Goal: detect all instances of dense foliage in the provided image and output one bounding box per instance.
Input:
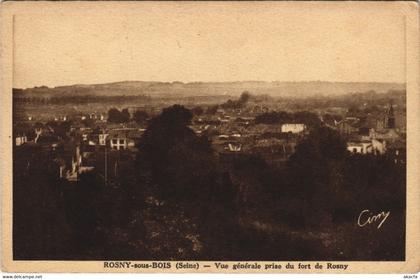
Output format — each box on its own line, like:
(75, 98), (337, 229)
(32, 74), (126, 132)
(13, 105), (405, 261)
(107, 108), (131, 123)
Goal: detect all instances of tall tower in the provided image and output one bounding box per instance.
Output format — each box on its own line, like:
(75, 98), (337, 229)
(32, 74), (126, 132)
(386, 102), (396, 129)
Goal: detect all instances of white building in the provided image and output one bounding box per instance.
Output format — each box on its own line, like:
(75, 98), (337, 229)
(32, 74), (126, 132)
(98, 133), (108, 146)
(110, 138), (128, 150)
(347, 142), (364, 154)
(15, 135), (27, 146)
(65, 146), (94, 181)
(281, 123), (306, 134)
(227, 143), (242, 152)
(347, 141), (373, 154)
(107, 129), (142, 151)
(347, 139), (387, 155)
(371, 139), (386, 154)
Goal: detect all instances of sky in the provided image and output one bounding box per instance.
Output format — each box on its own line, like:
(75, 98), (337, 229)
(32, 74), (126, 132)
(13, 2), (406, 89)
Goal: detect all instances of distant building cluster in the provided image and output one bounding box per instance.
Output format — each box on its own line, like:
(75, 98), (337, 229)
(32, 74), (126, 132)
(13, 111), (144, 185)
(13, 98), (406, 186)
(333, 103), (405, 164)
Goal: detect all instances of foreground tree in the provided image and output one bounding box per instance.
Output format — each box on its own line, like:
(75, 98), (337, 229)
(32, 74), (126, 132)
(285, 126), (347, 227)
(136, 105), (237, 259)
(138, 105), (215, 202)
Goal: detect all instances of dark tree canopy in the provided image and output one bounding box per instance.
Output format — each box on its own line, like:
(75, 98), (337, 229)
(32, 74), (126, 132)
(133, 110), (149, 125)
(290, 126), (346, 165)
(107, 108), (130, 123)
(121, 109), (131, 123)
(284, 126), (348, 225)
(107, 108), (122, 123)
(139, 105), (210, 166)
(239, 91), (251, 104)
(220, 91), (252, 109)
(82, 118), (95, 128)
(45, 120), (73, 139)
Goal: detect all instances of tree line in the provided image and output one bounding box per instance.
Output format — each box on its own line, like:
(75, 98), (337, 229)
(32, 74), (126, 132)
(107, 108), (149, 124)
(13, 95), (152, 105)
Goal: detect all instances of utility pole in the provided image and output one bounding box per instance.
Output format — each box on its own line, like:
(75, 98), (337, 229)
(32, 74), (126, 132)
(104, 143), (107, 186)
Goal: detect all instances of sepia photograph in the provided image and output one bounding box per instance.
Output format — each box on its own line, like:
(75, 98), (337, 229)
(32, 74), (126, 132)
(1, 1), (419, 274)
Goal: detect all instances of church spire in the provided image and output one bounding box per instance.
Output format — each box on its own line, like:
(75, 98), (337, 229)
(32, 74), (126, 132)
(386, 101), (395, 129)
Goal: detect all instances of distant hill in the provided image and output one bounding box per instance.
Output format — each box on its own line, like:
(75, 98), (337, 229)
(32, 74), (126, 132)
(13, 81), (405, 99)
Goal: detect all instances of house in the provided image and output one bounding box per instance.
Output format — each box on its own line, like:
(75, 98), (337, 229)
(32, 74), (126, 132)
(15, 135), (27, 146)
(110, 137), (130, 150)
(98, 132), (109, 146)
(227, 143), (242, 152)
(371, 139), (387, 154)
(64, 145), (95, 182)
(347, 136), (386, 155)
(347, 140), (373, 154)
(211, 134), (244, 154)
(347, 142), (363, 154)
(107, 129), (143, 151)
(281, 123), (306, 134)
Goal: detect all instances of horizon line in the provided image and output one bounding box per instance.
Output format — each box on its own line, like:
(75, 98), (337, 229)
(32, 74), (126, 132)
(15, 79), (406, 90)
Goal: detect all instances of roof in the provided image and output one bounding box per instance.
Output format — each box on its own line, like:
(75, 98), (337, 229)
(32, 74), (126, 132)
(347, 142), (363, 147)
(108, 128), (143, 139)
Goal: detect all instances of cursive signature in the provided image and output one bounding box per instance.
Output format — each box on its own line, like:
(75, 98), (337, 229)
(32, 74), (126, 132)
(357, 209), (390, 229)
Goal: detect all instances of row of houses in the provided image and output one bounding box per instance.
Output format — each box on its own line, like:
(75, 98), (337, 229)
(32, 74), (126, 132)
(206, 121), (307, 165)
(15, 121), (145, 151)
(26, 113), (107, 123)
(336, 104), (406, 163)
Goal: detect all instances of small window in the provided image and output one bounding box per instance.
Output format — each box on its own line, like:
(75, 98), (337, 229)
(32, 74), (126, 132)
(112, 139), (117, 144)
(119, 139), (125, 144)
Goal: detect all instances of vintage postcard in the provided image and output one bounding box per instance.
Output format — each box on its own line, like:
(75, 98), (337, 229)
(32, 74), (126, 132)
(0, 1), (419, 274)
